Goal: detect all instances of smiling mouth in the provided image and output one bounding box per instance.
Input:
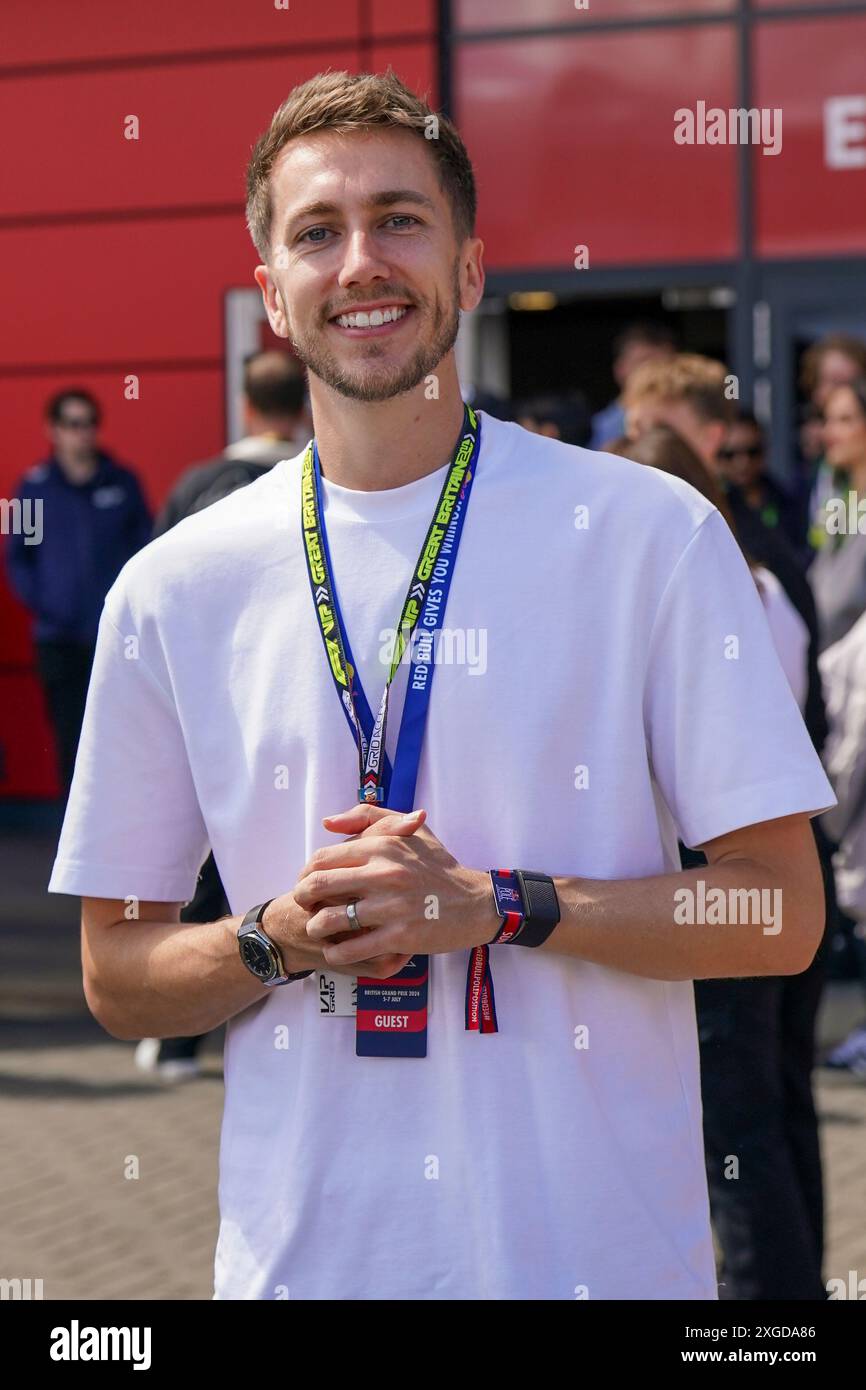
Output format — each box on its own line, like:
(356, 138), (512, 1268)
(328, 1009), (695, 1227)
(328, 304), (414, 335)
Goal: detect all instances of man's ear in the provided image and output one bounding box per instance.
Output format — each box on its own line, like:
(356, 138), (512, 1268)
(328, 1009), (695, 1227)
(459, 237), (485, 314)
(253, 264), (289, 340)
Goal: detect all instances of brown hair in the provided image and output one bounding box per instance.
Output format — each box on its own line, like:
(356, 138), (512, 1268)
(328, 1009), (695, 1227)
(607, 426), (750, 564)
(246, 69), (477, 263)
(800, 333), (866, 398)
(622, 353), (735, 425)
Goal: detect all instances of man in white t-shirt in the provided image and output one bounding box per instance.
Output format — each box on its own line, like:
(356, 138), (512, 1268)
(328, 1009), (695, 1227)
(50, 70), (834, 1301)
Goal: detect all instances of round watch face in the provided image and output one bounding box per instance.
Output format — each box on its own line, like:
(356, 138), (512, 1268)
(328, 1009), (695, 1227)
(241, 935), (277, 980)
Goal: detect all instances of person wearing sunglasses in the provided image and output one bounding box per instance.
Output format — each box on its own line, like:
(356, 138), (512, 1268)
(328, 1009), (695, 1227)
(5, 388), (152, 796)
(717, 409), (805, 557)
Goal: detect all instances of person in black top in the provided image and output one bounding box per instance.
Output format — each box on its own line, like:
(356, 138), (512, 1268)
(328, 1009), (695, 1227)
(153, 350), (309, 535)
(717, 408), (809, 565)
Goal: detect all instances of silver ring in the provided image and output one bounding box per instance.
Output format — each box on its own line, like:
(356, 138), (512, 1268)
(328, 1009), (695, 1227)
(345, 900), (362, 932)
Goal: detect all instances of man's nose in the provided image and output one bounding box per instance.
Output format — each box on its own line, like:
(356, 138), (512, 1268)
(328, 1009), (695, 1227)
(337, 229), (391, 286)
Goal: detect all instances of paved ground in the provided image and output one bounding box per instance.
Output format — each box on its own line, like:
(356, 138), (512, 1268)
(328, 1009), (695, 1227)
(1, 831), (864, 1301)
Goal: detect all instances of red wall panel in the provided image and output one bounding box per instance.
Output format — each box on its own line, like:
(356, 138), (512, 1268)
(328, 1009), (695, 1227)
(458, 27), (738, 269)
(0, 672), (57, 798)
(370, 41), (437, 106)
(372, 0), (435, 35)
(0, 49), (359, 220)
(756, 0), (859, 7)
(456, 0), (733, 30)
(754, 16), (866, 257)
(0, 215), (255, 368)
(0, 0), (362, 68)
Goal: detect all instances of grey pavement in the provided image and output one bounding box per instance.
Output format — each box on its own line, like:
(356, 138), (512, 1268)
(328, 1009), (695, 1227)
(1, 831), (864, 1300)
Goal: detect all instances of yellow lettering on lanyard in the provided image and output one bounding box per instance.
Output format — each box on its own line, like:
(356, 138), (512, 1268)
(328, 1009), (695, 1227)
(305, 529), (325, 586)
(435, 465), (464, 525)
(301, 458), (317, 529)
(417, 526), (445, 581)
(326, 637), (348, 685)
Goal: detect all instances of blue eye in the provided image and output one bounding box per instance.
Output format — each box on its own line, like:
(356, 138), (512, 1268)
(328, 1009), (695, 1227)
(302, 227), (330, 243)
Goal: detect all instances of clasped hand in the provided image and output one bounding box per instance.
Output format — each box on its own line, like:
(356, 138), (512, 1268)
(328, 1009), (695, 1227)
(292, 804), (498, 970)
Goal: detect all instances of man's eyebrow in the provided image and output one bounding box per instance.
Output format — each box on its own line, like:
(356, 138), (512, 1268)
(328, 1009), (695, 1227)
(283, 189), (436, 238)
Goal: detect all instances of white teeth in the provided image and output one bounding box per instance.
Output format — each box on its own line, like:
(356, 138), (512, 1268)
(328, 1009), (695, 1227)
(335, 305), (407, 329)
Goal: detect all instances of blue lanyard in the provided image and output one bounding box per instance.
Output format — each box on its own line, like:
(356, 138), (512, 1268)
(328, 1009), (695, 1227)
(303, 403), (482, 813)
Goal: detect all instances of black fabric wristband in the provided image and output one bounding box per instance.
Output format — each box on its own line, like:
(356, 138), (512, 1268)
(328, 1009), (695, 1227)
(489, 870), (561, 947)
(512, 870), (560, 947)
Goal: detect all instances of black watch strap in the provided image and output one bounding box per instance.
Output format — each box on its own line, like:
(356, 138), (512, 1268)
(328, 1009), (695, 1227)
(239, 899), (313, 984)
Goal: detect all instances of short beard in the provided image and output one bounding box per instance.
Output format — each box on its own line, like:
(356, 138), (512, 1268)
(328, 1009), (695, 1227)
(284, 263), (461, 403)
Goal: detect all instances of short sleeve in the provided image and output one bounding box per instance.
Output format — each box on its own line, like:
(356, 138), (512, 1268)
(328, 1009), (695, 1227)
(643, 508), (836, 849)
(48, 598), (209, 902)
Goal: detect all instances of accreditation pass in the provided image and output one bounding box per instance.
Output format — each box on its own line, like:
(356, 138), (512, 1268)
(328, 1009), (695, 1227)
(318, 965), (432, 1016)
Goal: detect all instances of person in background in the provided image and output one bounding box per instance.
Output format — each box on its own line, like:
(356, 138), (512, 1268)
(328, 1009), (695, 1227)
(808, 379), (866, 655)
(610, 429), (809, 724)
(619, 389), (834, 1301)
(590, 320), (676, 450)
(799, 333), (866, 554)
(154, 350), (309, 535)
(136, 349), (309, 1082)
(624, 353), (827, 755)
(717, 408), (805, 558)
(516, 392), (591, 447)
(819, 609), (866, 1076)
(5, 388), (151, 796)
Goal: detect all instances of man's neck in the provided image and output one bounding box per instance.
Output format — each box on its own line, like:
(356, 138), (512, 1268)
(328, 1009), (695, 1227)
(309, 369), (466, 491)
(56, 451), (98, 484)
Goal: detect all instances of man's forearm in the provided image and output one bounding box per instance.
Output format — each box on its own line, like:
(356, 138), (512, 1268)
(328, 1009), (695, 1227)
(83, 906), (309, 1041)
(538, 858), (822, 980)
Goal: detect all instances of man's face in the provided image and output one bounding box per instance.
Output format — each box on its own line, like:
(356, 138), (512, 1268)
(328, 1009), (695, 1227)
(254, 127), (483, 403)
(47, 399), (99, 459)
(717, 421), (764, 489)
(626, 397), (723, 473)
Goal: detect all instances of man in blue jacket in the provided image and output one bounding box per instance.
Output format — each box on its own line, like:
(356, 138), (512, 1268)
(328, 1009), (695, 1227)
(6, 388), (151, 794)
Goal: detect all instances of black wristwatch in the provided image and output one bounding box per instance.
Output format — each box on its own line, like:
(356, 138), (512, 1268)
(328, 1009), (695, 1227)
(238, 899), (313, 986)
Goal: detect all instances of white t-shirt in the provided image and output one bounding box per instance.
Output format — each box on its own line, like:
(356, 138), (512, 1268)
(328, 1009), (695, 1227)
(49, 413), (834, 1301)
